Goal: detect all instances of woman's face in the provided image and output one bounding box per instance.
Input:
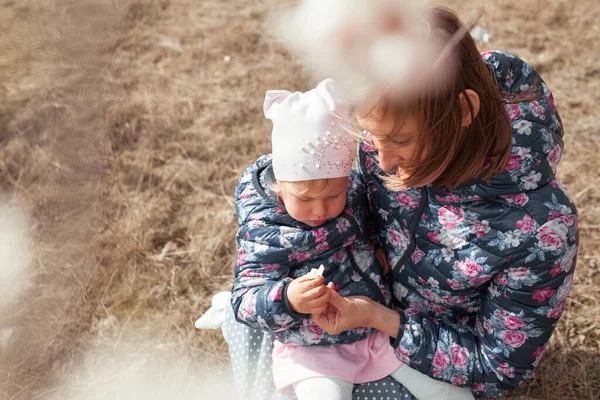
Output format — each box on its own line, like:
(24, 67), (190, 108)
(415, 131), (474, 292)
(356, 113), (421, 172)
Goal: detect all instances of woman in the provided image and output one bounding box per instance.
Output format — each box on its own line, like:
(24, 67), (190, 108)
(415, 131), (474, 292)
(226, 7), (578, 400)
(311, 7), (578, 399)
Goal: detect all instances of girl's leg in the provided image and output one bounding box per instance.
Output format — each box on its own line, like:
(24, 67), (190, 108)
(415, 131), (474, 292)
(389, 365), (474, 400)
(293, 377), (354, 400)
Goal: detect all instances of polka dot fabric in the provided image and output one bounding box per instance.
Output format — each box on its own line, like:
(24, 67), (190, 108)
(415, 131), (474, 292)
(352, 379), (415, 400)
(225, 307), (416, 400)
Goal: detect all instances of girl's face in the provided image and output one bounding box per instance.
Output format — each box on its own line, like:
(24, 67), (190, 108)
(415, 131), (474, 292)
(280, 177), (348, 227)
(356, 113), (421, 172)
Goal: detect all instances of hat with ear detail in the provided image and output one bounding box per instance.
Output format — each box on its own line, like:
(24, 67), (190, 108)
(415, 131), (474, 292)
(264, 89), (293, 118)
(265, 79), (354, 182)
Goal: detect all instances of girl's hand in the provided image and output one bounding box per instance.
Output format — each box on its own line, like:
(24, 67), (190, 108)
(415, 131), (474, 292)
(311, 283), (376, 334)
(286, 275), (330, 315)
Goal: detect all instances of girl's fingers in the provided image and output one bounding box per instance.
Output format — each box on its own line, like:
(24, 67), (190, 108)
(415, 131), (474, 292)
(302, 284), (329, 301)
(294, 274), (314, 283)
(305, 291), (331, 308)
(298, 275), (325, 291)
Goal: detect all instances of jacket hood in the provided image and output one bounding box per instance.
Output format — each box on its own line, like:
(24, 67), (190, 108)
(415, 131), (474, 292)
(234, 156), (364, 261)
(431, 51), (565, 202)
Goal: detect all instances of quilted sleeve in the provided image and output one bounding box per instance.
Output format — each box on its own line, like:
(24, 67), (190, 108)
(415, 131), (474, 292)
(391, 212), (578, 397)
(230, 223), (305, 332)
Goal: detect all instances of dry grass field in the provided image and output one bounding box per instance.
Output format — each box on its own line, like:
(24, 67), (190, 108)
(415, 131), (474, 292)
(0, 0), (598, 399)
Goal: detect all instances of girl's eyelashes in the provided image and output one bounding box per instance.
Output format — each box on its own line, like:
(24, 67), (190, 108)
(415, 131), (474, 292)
(296, 193), (343, 201)
(327, 192), (345, 200)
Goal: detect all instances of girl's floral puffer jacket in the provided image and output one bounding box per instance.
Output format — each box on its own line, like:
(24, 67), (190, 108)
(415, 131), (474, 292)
(231, 157), (391, 346)
(358, 51), (579, 398)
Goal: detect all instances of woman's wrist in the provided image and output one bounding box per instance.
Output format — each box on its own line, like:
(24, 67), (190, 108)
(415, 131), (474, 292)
(368, 301), (402, 339)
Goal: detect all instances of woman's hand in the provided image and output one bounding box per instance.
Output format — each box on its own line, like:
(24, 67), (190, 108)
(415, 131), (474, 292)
(313, 283), (403, 338)
(311, 283), (377, 334)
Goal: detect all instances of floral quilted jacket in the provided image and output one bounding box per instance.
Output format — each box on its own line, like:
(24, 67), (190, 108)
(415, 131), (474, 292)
(357, 51), (578, 398)
(230, 156), (391, 345)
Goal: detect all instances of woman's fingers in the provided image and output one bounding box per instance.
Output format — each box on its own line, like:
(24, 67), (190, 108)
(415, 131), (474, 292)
(325, 285), (347, 310)
(308, 304), (329, 315)
(311, 312), (326, 327)
(312, 295), (377, 334)
(311, 307), (342, 334)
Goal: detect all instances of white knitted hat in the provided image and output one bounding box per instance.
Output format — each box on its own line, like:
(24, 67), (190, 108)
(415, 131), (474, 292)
(264, 79), (354, 182)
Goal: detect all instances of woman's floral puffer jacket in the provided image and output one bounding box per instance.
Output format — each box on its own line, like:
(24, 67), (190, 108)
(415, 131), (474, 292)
(231, 156), (391, 346)
(358, 51), (579, 398)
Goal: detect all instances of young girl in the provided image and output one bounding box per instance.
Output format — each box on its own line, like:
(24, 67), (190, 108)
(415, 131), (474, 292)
(230, 79), (473, 400)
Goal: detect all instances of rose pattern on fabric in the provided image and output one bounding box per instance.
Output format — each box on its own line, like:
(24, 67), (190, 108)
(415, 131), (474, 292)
(502, 193), (529, 206)
(450, 345), (470, 368)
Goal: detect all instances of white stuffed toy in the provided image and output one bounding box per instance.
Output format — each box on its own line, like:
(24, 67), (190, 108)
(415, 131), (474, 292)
(195, 291), (232, 341)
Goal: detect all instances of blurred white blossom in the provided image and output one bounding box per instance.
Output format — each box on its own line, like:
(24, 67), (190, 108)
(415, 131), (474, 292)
(0, 199), (32, 309)
(51, 336), (236, 400)
(278, 0), (455, 103)
(0, 327), (14, 351)
(471, 25), (492, 44)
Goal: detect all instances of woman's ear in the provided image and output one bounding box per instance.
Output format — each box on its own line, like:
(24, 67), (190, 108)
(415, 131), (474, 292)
(459, 89), (481, 127)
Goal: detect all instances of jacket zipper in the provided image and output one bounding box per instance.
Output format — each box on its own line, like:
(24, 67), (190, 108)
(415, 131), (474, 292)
(342, 212), (387, 305)
(391, 188), (429, 279)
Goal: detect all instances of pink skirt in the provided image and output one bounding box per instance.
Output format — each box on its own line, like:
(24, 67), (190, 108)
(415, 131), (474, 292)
(272, 331), (404, 389)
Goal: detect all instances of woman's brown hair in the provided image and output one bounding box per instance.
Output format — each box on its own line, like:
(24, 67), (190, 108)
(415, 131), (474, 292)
(358, 7), (512, 191)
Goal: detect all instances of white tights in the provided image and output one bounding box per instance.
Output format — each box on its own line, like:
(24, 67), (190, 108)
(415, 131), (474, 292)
(292, 365), (475, 400)
(293, 377), (354, 400)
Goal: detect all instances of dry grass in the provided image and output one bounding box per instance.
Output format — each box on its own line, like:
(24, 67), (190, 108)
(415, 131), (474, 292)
(0, 0), (598, 399)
